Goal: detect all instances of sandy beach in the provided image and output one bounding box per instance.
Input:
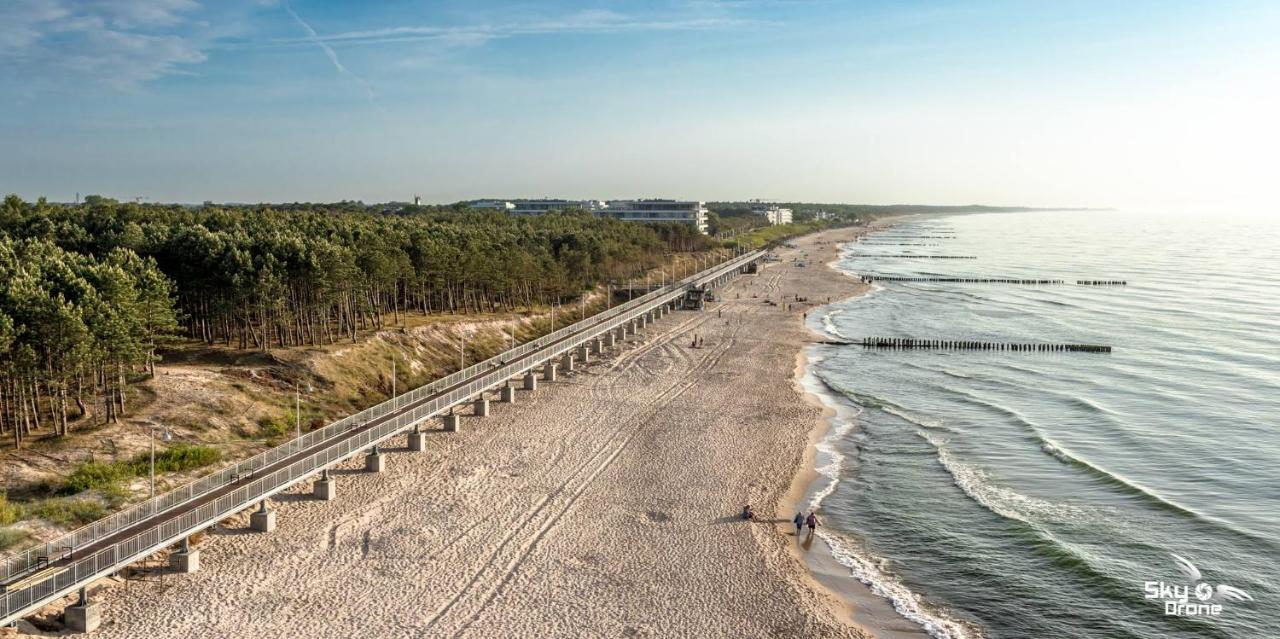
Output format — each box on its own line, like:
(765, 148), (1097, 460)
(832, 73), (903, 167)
(14, 226), (896, 639)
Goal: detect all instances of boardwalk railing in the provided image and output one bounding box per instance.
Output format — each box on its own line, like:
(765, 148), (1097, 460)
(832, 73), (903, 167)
(0, 250), (762, 625)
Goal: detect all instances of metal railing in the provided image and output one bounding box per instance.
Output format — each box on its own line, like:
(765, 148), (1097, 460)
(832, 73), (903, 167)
(0, 249), (761, 624)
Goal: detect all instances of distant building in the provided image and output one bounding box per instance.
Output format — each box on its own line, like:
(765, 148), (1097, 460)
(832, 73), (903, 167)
(508, 199), (604, 216)
(605, 200), (708, 233)
(812, 209), (834, 221)
(752, 203), (793, 225)
(413, 195), (422, 206)
(470, 200), (516, 211)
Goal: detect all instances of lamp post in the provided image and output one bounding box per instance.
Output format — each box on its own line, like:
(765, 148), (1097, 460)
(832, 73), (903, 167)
(294, 380), (313, 438)
(459, 332), (467, 371)
(391, 356), (398, 410)
(149, 426), (172, 498)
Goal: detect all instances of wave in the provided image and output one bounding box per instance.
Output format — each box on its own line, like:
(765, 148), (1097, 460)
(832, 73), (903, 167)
(819, 380), (955, 433)
(818, 530), (981, 639)
(802, 367), (979, 639)
(935, 384), (1275, 547)
(919, 431), (1086, 524)
(819, 307), (847, 340)
(1036, 438), (1275, 548)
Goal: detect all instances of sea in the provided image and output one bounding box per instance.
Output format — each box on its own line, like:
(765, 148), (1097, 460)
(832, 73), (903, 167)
(803, 210), (1279, 639)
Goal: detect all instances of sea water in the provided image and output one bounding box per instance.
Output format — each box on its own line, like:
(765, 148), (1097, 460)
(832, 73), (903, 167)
(804, 210), (1279, 638)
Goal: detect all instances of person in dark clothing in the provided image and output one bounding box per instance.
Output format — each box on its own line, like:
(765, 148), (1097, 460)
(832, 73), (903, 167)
(792, 512), (805, 535)
(805, 511), (819, 535)
(742, 505), (756, 520)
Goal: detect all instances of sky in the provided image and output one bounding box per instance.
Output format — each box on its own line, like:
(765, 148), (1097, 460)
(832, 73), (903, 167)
(1, 0), (1278, 210)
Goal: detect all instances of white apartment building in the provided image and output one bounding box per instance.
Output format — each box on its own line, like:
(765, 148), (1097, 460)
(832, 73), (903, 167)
(605, 200), (708, 233)
(753, 204), (793, 226)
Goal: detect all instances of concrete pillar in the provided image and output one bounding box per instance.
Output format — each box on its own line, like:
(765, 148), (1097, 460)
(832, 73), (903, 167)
(408, 428), (427, 452)
(65, 588), (100, 633)
(562, 353), (575, 372)
(523, 372), (538, 391)
(543, 361), (558, 382)
(365, 445), (385, 473)
(474, 396), (490, 416)
(577, 344), (591, 363)
(639, 315), (647, 329)
(170, 537), (199, 573)
(604, 332), (616, 348)
(615, 327), (626, 341)
(591, 337), (603, 355)
(626, 321), (637, 336)
(314, 468), (336, 500)
(501, 384), (516, 403)
(250, 500), (276, 533)
(442, 413), (460, 432)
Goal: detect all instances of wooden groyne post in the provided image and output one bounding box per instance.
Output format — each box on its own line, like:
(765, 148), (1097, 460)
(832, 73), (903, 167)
(826, 337), (1111, 353)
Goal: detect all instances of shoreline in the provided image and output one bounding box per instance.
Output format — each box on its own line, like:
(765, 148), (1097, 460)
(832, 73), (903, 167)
(780, 220), (937, 639)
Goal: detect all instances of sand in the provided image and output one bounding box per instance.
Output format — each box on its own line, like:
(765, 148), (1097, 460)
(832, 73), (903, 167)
(14, 227), (898, 639)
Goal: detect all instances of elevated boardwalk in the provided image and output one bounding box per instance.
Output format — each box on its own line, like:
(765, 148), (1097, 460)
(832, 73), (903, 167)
(0, 250), (763, 629)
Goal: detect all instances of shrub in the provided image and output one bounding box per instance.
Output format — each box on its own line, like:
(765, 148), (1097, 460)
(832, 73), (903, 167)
(0, 492), (20, 526)
(133, 444), (222, 474)
(0, 528), (29, 551)
(257, 413), (293, 439)
(62, 462), (132, 495)
(28, 498), (106, 527)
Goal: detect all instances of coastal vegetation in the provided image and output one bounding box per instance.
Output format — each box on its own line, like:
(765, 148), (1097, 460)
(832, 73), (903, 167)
(0, 195), (714, 448)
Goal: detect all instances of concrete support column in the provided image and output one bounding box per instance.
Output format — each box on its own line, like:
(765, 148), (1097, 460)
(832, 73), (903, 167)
(591, 337), (603, 355)
(523, 372), (538, 391)
(604, 332), (616, 348)
(562, 353), (575, 372)
(577, 344), (591, 363)
(65, 588), (100, 633)
(543, 361), (558, 382)
(639, 315), (647, 329)
(170, 536), (200, 573)
(314, 468), (336, 500)
(366, 445), (385, 473)
(626, 321), (636, 336)
(408, 427), (427, 452)
(501, 384), (516, 403)
(250, 500), (276, 533)
(615, 327), (626, 341)
(474, 396), (490, 416)
(442, 412), (460, 432)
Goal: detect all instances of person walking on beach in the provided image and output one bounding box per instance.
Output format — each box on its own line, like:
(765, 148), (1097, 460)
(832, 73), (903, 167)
(793, 512), (805, 535)
(805, 511), (819, 537)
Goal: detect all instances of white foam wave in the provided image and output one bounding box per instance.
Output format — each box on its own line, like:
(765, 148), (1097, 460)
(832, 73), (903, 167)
(818, 531), (979, 639)
(882, 405), (947, 430)
(919, 431), (1085, 524)
(820, 308), (847, 339)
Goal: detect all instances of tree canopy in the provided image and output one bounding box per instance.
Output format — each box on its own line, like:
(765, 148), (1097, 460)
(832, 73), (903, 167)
(0, 195), (711, 446)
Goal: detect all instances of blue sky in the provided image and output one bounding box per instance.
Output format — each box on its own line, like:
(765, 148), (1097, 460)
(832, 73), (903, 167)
(2, 1), (1277, 209)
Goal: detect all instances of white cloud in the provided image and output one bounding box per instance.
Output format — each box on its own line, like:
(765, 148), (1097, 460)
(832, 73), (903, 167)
(276, 8), (756, 48)
(0, 0), (206, 90)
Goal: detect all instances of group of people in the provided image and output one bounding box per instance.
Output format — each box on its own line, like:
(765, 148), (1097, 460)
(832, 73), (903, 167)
(689, 334), (705, 348)
(739, 505), (820, 538)
(794, 511), (819, 537)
